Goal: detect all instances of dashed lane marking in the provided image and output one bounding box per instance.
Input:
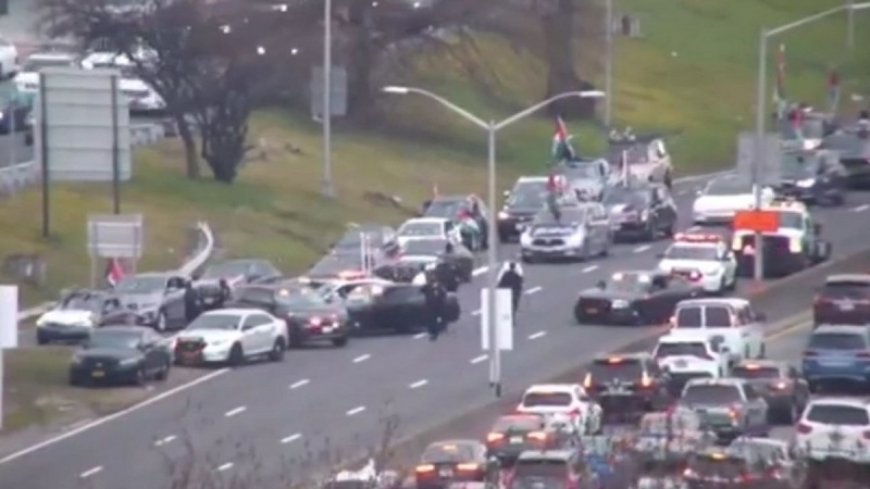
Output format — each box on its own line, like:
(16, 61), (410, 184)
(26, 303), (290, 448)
(290, 379), (310, 390)
(852, 204), (869, 213)
(281, 433), (302, 444)
(80, 466), (103, 479)
(581, 265), (598, 273)
(409, 379), (429, 389)
(472, 266), (488, 277)
(633, 245), (651, 253)
(470, 354), (488, 364)
(525, 286), (542, 295)
(472, 309), (481, 316)
(353, 354), (371, 363)
(217, 463), (234, 472)
(528, 331), (547, 340)
(154, 435), (176, 447)
(224, 406), (247, 418)
(413, 332), (428, 340)
(346, 406), (366, 416)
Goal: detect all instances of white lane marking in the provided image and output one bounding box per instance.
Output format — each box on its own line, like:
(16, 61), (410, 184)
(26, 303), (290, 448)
(80, 466), (103, 479)
(353, 354), (371, 363)
(217, 462), (234, 472)
(224, 406), (247, 418)
(472, 309), (481, 316)
(581, 265), (598, 273)
(413, 332), (428, 340)
(525, 286), (542, 295)
(346, 406), (366, 416)
(633, 245), (651, 253)
(528, 331), (547, 340)
(290, 379), (310, 390)
(470, 354), (488, 364)
(409, 379), (429, 389)
(0, 367), (230, 466)
(852, 204), (869, 213)
(281, 433), (302, 444)
(154, 435), (176, 447)
(472, 266), (488, 277)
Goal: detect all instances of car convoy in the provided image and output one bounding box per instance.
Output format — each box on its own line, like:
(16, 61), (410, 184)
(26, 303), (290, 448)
(27, 115), (870, 488)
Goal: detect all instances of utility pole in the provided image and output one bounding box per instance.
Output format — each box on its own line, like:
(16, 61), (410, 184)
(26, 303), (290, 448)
(848, 0), (856, 49)
(603, 0), (614, 127)
(321, 0), (335, 198)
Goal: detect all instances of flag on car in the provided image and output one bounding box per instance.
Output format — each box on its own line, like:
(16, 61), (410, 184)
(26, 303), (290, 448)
(788, 106), (804, 141)
(773, 44), (787, 119)
(551, 116), (576, 162)
(105, 258), (125, 286)
(827, 69), (841, 113)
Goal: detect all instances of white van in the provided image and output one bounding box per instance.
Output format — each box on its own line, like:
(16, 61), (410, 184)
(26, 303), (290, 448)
(670, 298), (766, 365)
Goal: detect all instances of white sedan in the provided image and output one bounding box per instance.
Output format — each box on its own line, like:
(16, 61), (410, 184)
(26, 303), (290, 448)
(692, 176), (774, 224)
(396, 217), (461, 248)
(172, 309), (288, 366)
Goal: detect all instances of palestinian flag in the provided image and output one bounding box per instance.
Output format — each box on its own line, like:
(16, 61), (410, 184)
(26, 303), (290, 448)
(827, 69), (841, 113)
(773, 43), (787, 119)
(551, 116), (576, 162)
(105, 258), (125, 287)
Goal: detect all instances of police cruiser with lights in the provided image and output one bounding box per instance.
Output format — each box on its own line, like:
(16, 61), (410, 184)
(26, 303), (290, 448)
(657, 233), (737, 295)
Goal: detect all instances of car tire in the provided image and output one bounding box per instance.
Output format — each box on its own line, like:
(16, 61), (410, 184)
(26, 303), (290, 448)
(332, 336), (349, 348)
(155, 361), (170, 381)
(155, 311), (168, 332)
(227, 343), (245, 367)
(269, 337), (286, 362)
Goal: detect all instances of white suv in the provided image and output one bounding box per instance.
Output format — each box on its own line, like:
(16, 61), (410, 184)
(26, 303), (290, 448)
(795, 397), (870, 464)
(516, 383), (603, 435)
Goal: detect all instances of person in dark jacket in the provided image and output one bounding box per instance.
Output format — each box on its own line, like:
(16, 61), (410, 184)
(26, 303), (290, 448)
(217, 278), (232, 307)
(183, 280), (201, 323)
(420, 271), (448, 341)
(497, 261), (524, 317)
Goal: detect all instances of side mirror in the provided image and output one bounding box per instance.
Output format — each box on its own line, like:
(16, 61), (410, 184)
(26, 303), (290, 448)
(596, 280), (606, 289)
(756, 312), (767, 322)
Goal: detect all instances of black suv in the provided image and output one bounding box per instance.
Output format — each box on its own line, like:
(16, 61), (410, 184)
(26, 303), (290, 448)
(776, 149), (847, 206)
(813, 273), (870, 327)
(497, 177), (549, 242)
(583, 353), (671, 421)
(603, 183), (677, 242)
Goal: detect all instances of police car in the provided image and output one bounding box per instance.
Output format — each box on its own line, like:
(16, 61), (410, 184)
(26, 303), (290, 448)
(657, 234), (737, 294)
(731, 198), (831, 278)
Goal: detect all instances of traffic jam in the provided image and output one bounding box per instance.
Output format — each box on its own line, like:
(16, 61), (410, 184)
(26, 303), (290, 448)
(30, 115), (870, 488)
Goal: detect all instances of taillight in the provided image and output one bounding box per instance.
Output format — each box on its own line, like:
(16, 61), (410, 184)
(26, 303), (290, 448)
(329, 314), (339, 323)
(582, 372), (592, 388)
(527, 431), (547, 442)
(772, 381), (788, 390)
(416, 464), (435, 473)
(457, 463), (479, 471)
(729, 404), (742, 420)
(486, 432), (504, 443)
(768, 467), (784, 480)
(682, 468), (697, 479)
(639, 371), (652, 388)
(309, 316), (323, 326)
(796, 423), (812, 434)
(568, 407), (582, 417)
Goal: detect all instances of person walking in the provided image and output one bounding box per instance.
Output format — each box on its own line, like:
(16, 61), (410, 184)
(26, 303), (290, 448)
(183, 280), (201, 324)
(420, 270), (448, 341)
(497, 261), (524, 320)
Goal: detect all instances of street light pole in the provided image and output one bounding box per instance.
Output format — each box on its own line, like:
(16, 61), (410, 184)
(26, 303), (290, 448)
(849, 0), (856, 48)
(382, 86), (605, 398)
(603, 0), (614, 127)
(321, 0), (335, 198)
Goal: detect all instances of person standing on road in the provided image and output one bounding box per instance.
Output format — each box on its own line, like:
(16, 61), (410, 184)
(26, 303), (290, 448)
(420, 269), (448, 341)
(217, 278), (232, 308)
(497, 261), (524, 320)
(183, 280), (201, 323)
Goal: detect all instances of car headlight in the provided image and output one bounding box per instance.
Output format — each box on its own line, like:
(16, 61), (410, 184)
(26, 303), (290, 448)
(119, 356), (143, 367)
(796, 178), (815, 188)
(498, 211), (509, 220)
(520, 233), (532, 246)
(789, 238), (802, 253)
(612, 299), (629, 308)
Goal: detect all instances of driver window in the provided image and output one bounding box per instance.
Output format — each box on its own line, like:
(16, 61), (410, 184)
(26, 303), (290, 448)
(103, 299), (119, 312)
(241, 316), (260, 330)
(743, 385), (760, 400)
(167, 277), (184, 290)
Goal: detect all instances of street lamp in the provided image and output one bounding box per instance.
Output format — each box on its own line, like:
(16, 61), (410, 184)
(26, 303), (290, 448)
(382, 86), (605, 397)
(752, 1), (867, 282)
(322, 0), (335, 198)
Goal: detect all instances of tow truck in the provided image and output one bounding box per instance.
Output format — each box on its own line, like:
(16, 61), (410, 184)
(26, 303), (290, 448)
(731, 198), (831, 278)
(657, 233), (737, 294)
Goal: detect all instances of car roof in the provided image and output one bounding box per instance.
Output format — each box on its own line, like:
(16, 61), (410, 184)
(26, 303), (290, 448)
(431, 195), (471, 202)
(732, 437), (788, 449)
(402, 217), (448, 224)
(826, 274), (870, 285)
(95, 325), (150, 335)
(517, 450), (573, 461)
(28, 51), (76, 60)
(807, 397), (870, 409)
(128, 272), (173, 279)
(426, 439), (481, 450)
(657, 333), (710, 344)
(525, 383), (576, 393)
(812, 324), (870, 334)
(517, 176), (548, 183)
(685, 377), (746, 387)
(593, 352), (650, 362)
(204, 308), (262, 316)
(677, 297), (749, 308)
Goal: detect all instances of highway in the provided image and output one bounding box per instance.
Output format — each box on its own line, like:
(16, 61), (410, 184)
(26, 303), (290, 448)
(0, 133), (33, 167)
(2, 174), (870, 489)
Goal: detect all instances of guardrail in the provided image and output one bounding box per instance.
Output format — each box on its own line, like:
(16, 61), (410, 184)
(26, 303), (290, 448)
(15, 221), (215, 322)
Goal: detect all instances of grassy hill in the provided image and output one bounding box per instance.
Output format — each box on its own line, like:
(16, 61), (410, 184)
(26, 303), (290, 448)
(2, 0), (868, 305)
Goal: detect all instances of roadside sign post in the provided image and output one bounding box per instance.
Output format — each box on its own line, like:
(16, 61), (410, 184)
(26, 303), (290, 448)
(481, 288), (514, 396)
(87, 214), (144, 287)
(0, 285), (20, 430)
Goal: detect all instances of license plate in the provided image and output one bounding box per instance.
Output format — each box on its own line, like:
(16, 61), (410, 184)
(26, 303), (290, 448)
(92, 370), (105, 378)
(675, 359), (687, 368)
(838, 301), (855, 311)
(585, 307), (598, 314)
(439, 468), (453, 477)
(510, 436), (523, 443)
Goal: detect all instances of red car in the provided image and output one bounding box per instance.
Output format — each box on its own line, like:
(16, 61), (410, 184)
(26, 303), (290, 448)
(814, 274), (870, 327)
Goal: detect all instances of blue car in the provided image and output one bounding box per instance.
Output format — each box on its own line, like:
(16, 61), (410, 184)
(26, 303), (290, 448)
(801, 324), (870, 392)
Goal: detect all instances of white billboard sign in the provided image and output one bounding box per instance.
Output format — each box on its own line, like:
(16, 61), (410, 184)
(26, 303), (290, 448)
(480, 288), (514, 351)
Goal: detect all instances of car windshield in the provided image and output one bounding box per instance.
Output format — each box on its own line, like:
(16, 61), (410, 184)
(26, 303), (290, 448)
(492, 415), (542, 432)
(507, 181), (548, 208)
(202, 261), (254, 279)
(664, 245), (719, 261)
(24, 57), (75, 71)
(421, 443), (474, 463)
(512, 460), (569, 481)
(705, 178), (752, 196)
(276, 291), (328, 309)
(808, 331), (867, 350)
(824, 132), (869, 157)
(776, 211), (803, 229)
(682, 385), (742, 404)
(402, 239), (447, 255)
(654, 342), (708, 359)
(533, 209), (585, 226)
(821, 280), (870, 299)
(603, 187), (649, 206)
(605, 273), (651, 293)
(399, 221), (442, 237)
(732, 365), (780, 379)
(335, 228), (384, 250)
(806, 404), (870, 425)
(115, 276), (165, 294)
(309, 254), (361, 277)
(425, 199), (465, 218)
(60, 294), (102, 313)
(86, 330), (140, 349)
(779, 118), (825, 141)
(522, 392), (572, 407)
(675, 307), (703, 327)
(589, 360), (643, 382)
(187, 314), (240, 331)
(781, 153), (818, 179)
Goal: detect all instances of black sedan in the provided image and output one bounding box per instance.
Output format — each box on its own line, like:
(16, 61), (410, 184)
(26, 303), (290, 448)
(603, 184), (677, 241)
(374, 238), (474, 290)
(775, 150), (847, 206)
(228, 285), (350, 347)
(69, 326), (172, 386)
(497, 177), (549, 242)
(344, 281), (460, 334)
(574, 270), (702, 325)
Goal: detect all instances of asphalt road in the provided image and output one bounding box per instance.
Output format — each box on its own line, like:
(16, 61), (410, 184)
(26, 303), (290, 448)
(0, 132), (34, 167)
(3, 174), (870, 489)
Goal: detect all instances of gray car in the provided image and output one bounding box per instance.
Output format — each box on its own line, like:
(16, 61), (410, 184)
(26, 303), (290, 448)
(519, 205), (611, 263)
(114, 272), (189, 331)
(678, 377), (769, 442)
(554, 158), (616, 201)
